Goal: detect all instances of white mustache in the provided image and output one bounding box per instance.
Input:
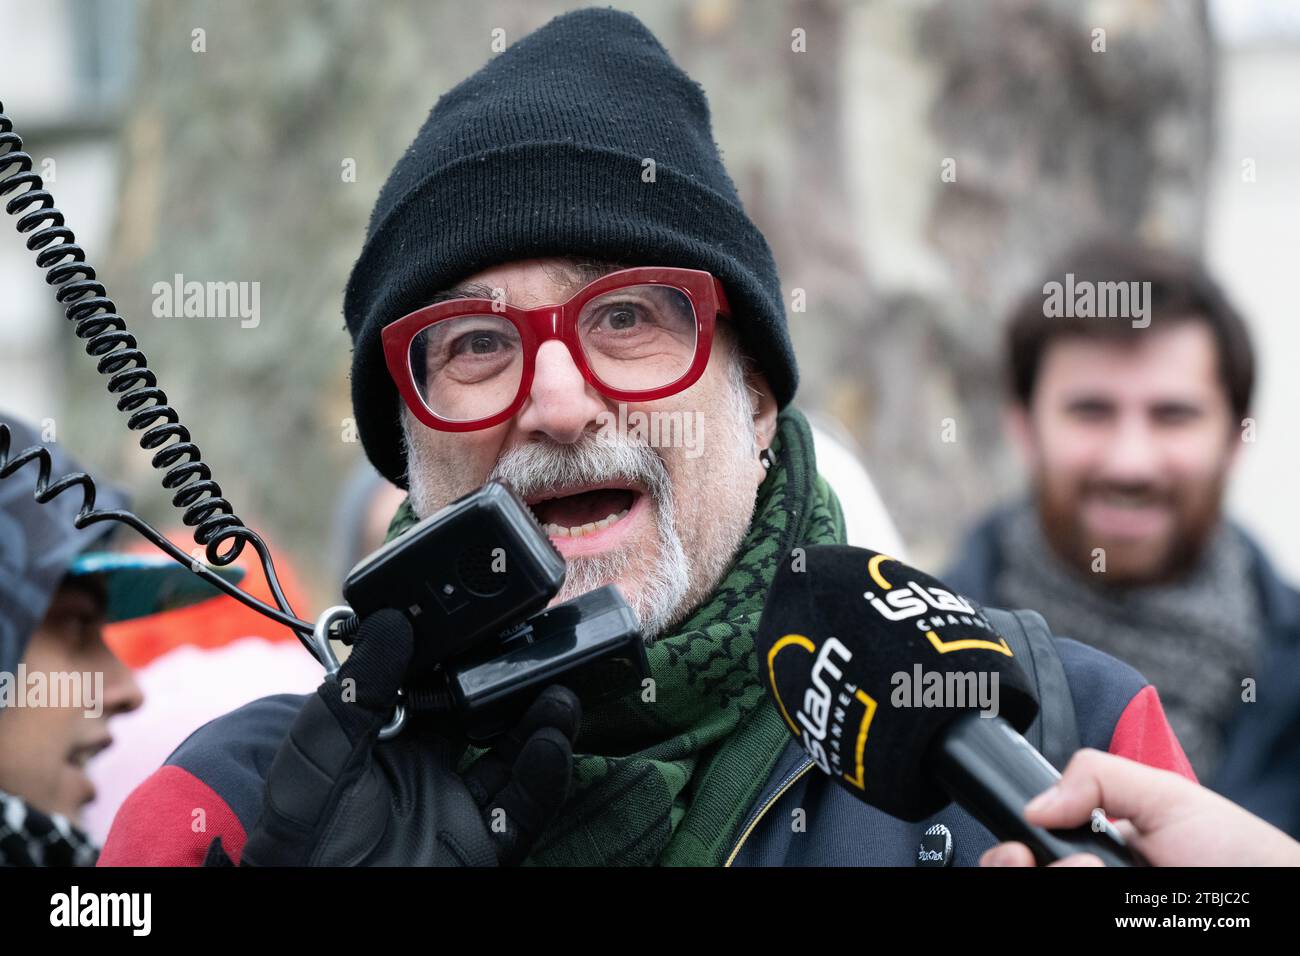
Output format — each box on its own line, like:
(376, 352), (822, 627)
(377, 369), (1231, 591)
(489, 432), (673, 507)
(488, 433), (692, 643)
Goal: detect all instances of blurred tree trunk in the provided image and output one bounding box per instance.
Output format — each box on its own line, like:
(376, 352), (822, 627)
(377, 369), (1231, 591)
(790, 0), (1217, 564)
(74, 0), (1217, 606)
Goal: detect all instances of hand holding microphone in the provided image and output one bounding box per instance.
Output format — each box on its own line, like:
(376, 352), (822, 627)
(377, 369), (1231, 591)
(755, 544), (1142, 866)
(981, 748), (1300, 867)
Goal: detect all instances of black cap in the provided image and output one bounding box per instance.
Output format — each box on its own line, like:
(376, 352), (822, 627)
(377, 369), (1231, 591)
(342, 6), (795, 487)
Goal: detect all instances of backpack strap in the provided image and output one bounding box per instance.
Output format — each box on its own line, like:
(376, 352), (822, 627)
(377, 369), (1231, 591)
(983, 607), (1080, 771)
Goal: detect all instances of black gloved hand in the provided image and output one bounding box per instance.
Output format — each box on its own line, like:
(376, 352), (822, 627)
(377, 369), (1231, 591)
(237, 608), (580, 866)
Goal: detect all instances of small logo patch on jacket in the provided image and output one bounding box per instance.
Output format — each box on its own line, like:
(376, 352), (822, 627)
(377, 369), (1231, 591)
(917, 823), (954, 867)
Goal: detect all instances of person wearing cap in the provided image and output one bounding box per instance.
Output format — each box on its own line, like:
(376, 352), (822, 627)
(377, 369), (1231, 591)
(0, 417), (235, 865)
(102, 8), (1198, 867)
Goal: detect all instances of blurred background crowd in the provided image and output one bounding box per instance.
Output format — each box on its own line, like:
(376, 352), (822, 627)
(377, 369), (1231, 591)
(1, 0), (1297, 854)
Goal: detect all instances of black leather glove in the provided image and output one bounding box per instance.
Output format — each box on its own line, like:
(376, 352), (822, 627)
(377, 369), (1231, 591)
(236, 608), (580, 866)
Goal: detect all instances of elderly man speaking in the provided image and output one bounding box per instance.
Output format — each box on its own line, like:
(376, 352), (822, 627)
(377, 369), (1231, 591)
(102, 8), (1193, 867)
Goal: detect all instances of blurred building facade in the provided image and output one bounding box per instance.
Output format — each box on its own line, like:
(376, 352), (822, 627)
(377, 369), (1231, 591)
(0, 0), (135, 423)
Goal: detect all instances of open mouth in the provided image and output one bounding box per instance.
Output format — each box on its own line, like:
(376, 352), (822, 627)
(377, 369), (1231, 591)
(1083, 491), (1171, 538)
(526, 485), (642, 539)
(67, 738), (111, 770)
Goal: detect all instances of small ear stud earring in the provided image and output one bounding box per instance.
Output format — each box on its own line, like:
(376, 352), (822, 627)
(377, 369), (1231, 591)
(759, 448), (773, 470)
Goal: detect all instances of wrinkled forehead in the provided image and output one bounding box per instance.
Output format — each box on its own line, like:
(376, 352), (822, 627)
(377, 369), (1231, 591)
(431, 259), (625, 308)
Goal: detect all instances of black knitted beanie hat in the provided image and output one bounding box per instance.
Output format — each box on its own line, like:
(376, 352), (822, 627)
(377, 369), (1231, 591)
(343, 6), (795, 486)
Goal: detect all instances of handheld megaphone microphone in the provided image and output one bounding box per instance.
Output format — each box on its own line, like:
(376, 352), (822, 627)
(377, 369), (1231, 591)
(755, 544), (1143, 866)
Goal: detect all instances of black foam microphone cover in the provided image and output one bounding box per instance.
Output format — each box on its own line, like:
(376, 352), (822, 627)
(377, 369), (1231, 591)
(755, 545), (1039, 820)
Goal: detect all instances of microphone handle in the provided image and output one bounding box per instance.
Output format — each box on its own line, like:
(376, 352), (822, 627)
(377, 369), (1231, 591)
(928, 713), (1146, 867)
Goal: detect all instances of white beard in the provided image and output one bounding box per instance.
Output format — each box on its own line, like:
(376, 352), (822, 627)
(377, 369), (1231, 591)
(403, 353), (757, 643)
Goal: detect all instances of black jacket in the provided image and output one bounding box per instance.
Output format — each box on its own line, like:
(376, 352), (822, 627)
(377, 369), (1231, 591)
(101, 608), (1194, 866)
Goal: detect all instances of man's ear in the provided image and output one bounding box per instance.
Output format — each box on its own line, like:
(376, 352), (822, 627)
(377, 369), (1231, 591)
(1005, 401), (1039, 469)
(748, 366), (779, 453)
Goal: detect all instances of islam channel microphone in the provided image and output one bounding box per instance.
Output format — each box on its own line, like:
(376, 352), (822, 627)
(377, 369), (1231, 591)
(755, 544), (1143, 867)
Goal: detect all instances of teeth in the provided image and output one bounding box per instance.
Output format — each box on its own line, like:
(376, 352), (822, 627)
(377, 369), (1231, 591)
(542, 508), (629, 539)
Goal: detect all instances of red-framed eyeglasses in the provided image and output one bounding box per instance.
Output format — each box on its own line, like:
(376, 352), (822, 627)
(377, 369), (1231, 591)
(382, 266), (730, 432)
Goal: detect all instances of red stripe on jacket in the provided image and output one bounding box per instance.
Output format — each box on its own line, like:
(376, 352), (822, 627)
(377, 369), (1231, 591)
(97, 765), (246, 867)
(1106, 684), (1197, 782)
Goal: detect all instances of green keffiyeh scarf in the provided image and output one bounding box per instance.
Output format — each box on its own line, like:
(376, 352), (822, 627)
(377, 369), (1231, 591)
(385, 408), (845, 865)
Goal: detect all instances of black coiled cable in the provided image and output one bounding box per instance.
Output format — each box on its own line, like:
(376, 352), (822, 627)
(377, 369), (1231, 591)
(0, 425), (317, 646)
(0, 100), (322, 652)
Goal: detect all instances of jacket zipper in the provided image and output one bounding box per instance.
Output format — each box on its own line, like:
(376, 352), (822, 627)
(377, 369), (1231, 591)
(724, 758), (815, 867)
